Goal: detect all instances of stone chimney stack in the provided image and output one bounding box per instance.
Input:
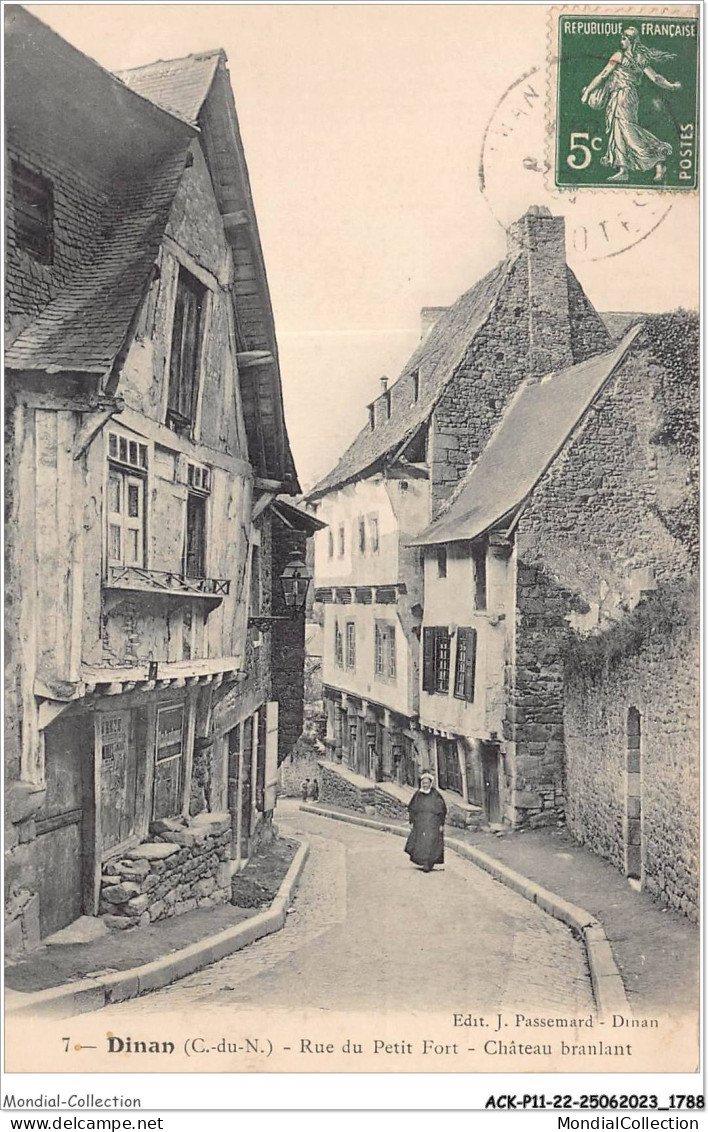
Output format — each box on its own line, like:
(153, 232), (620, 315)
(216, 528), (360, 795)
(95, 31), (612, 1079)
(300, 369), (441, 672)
(380, 376), (388, 393)
(507, 205), (573, 375)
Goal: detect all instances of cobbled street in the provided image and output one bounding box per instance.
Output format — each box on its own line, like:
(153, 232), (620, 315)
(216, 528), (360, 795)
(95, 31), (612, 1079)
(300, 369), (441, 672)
(99, 802), (593, 1017)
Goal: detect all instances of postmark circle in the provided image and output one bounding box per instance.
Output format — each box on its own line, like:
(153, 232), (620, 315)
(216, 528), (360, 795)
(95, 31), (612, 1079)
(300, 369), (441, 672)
(479, 64), (672, 263)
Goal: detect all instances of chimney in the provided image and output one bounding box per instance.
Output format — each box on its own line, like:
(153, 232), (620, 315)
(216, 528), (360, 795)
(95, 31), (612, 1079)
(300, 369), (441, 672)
(507, 206), (573, 375)
(380, 376), (388, 393)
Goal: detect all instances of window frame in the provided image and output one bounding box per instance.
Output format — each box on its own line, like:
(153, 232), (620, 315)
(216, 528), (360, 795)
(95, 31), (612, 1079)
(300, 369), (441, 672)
(337, 524), (345, 557)
(327, 529), (334, 559)
(453, 627), (478, 703)
(106, 431), (148, 571)
(12, 160), (54, 265)
(375, 621), (396, 681)
(345, 621), (356, 670)
(369, 516), (380, 554)
(436, 546), (448, 579)
(334, 620), (344, 668)
(422, 626), (451, 695)
(167, 266), (207, 434)
(358, 517), (366, 555)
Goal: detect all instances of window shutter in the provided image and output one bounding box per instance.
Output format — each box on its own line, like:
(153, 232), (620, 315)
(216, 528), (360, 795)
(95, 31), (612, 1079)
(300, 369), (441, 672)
(464, 627), (477, 702)
(422, 627), (435, 693)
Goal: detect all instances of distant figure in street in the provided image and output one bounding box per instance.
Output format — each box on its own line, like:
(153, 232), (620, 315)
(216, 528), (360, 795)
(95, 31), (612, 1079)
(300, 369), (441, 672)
(309, 779), (320, 802)
(301, 777), (311, 802)
(404, 771), (447, 872)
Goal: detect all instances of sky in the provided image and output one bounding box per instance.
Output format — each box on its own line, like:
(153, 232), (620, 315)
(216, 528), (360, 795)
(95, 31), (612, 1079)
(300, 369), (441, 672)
(25, 3), (700, 490)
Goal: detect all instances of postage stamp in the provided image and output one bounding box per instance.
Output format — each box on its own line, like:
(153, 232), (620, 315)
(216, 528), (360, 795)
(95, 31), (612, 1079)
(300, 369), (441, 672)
(554, 12), (699, 189)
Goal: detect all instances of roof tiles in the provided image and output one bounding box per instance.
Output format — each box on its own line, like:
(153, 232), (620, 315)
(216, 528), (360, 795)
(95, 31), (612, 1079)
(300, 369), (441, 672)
(116, 52), (223, 125)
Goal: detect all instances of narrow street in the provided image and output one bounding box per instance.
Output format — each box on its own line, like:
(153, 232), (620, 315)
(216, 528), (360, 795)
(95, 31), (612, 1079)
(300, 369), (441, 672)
(99, 801), (593, 1017)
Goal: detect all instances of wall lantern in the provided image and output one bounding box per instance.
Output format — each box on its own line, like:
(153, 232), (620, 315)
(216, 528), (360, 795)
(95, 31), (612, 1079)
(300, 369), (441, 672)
(248, 550), (312, 631)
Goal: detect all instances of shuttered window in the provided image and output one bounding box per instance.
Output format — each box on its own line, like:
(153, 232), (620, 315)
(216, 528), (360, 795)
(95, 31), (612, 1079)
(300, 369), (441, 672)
(334, 621), (344, 667)
(345, 622), (356, 670)
(454, 627), (478, 702)
(375, 622), (396, 680)
(168, 267), (206, 431)
(422, 627), (450, 694)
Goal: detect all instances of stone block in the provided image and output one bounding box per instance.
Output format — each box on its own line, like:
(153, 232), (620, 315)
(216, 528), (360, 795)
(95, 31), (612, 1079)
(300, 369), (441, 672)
(198, 896), (214, 909)
(116, 857), (150, 878)
(149, 900), (166, 921)
(174, 898), (197, 916)
(103, 914), (136, 931)
(126, 894), (149, 915)
(101, 875), (123, 888)
(513, 790), (541, 809)
(102, 881), (141, 905)
(129, 842), (180, 861)
(151, 817), (188, 836)
(196, 876), (216, 898)
(144, 874), (160, 892)
(190, 812), (230, 836)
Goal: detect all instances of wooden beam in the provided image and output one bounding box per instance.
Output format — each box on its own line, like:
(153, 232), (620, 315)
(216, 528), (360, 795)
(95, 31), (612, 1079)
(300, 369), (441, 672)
(222, 210), (250, 230)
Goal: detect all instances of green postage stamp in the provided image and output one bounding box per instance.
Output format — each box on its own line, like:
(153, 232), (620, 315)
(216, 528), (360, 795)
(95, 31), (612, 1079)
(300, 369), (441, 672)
(555, 12), (699, 189)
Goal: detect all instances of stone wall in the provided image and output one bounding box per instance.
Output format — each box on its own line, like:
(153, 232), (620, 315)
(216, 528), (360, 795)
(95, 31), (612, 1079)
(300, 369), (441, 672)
(430, 212), (612, 516)
(564, 583), (699, 920)
(507, 316), (698, 835)
(99, 813), (231, 928)
(319, 764), (373, 812)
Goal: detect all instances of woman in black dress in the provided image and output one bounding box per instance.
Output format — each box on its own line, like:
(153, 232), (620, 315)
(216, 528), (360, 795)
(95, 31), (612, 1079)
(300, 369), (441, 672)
(404, 771), (447, 872)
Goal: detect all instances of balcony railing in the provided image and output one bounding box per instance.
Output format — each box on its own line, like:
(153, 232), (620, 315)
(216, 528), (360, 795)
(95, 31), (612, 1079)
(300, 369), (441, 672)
(105, 564), (230, 597)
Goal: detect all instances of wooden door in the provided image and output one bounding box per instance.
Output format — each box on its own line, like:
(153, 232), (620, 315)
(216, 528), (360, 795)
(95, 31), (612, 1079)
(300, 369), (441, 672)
(99, 709), (141, 853)
(239, 715), (254, 856)
(35, 715), (92, 937)
(482, 743), (501, 824)
(227, 724), (240, 857)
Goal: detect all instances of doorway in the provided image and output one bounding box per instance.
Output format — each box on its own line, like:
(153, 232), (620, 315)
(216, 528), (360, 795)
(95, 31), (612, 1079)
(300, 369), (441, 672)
(481, 742), (501, 824)
(35, 714), (93, 937)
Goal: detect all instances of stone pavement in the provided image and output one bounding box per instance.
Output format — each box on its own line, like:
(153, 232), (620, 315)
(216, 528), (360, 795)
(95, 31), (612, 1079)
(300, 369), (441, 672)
(429, 821), (699, 1019)
(97, 803), (593, 1016)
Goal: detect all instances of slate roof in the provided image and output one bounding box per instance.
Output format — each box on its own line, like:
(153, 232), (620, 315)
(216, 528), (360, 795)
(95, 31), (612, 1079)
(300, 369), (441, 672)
(116, 51), (223, 125)
(5, 150), (189, 375)
(307, 253), (519, 500)
(409, 326), (642, 547)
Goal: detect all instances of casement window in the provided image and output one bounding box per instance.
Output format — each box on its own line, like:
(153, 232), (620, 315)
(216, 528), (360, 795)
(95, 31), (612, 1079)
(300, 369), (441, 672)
(345, 622), (356, 670)
(369, 516), (380, 554)
(437, 546), (448, 578)
(473, 544), (487, 610)
(106, 431), (148, 568)
(358, 518), (366, 555)
(375, 622), (396, 680)
(453, 627), (478, 702)
(338, 524), (345, 557)
(334, 621), (344, 667)
(327, 529), (334, 558)
(422, 626), (451, 694)
(152, 704), (185, 820)
(184, 460), (210, 579)
(167, 267), (206, 431)
(12, 161), (53, 264)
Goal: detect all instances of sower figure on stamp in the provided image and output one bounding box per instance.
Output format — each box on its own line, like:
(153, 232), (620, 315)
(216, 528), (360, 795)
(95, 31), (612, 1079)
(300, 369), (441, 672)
(581, 27), (681, 183)
(404, 771), (447, 873)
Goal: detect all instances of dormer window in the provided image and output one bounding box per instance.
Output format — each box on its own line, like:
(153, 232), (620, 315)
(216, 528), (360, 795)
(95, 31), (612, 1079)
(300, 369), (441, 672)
(12, 161), (54, 264)
(167, 267), (206, 432)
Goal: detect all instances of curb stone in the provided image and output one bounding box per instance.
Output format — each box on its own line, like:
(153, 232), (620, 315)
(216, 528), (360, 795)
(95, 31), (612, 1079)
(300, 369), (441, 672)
(6, 838), (310, 1020)
(301, 803), (632, 1022)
